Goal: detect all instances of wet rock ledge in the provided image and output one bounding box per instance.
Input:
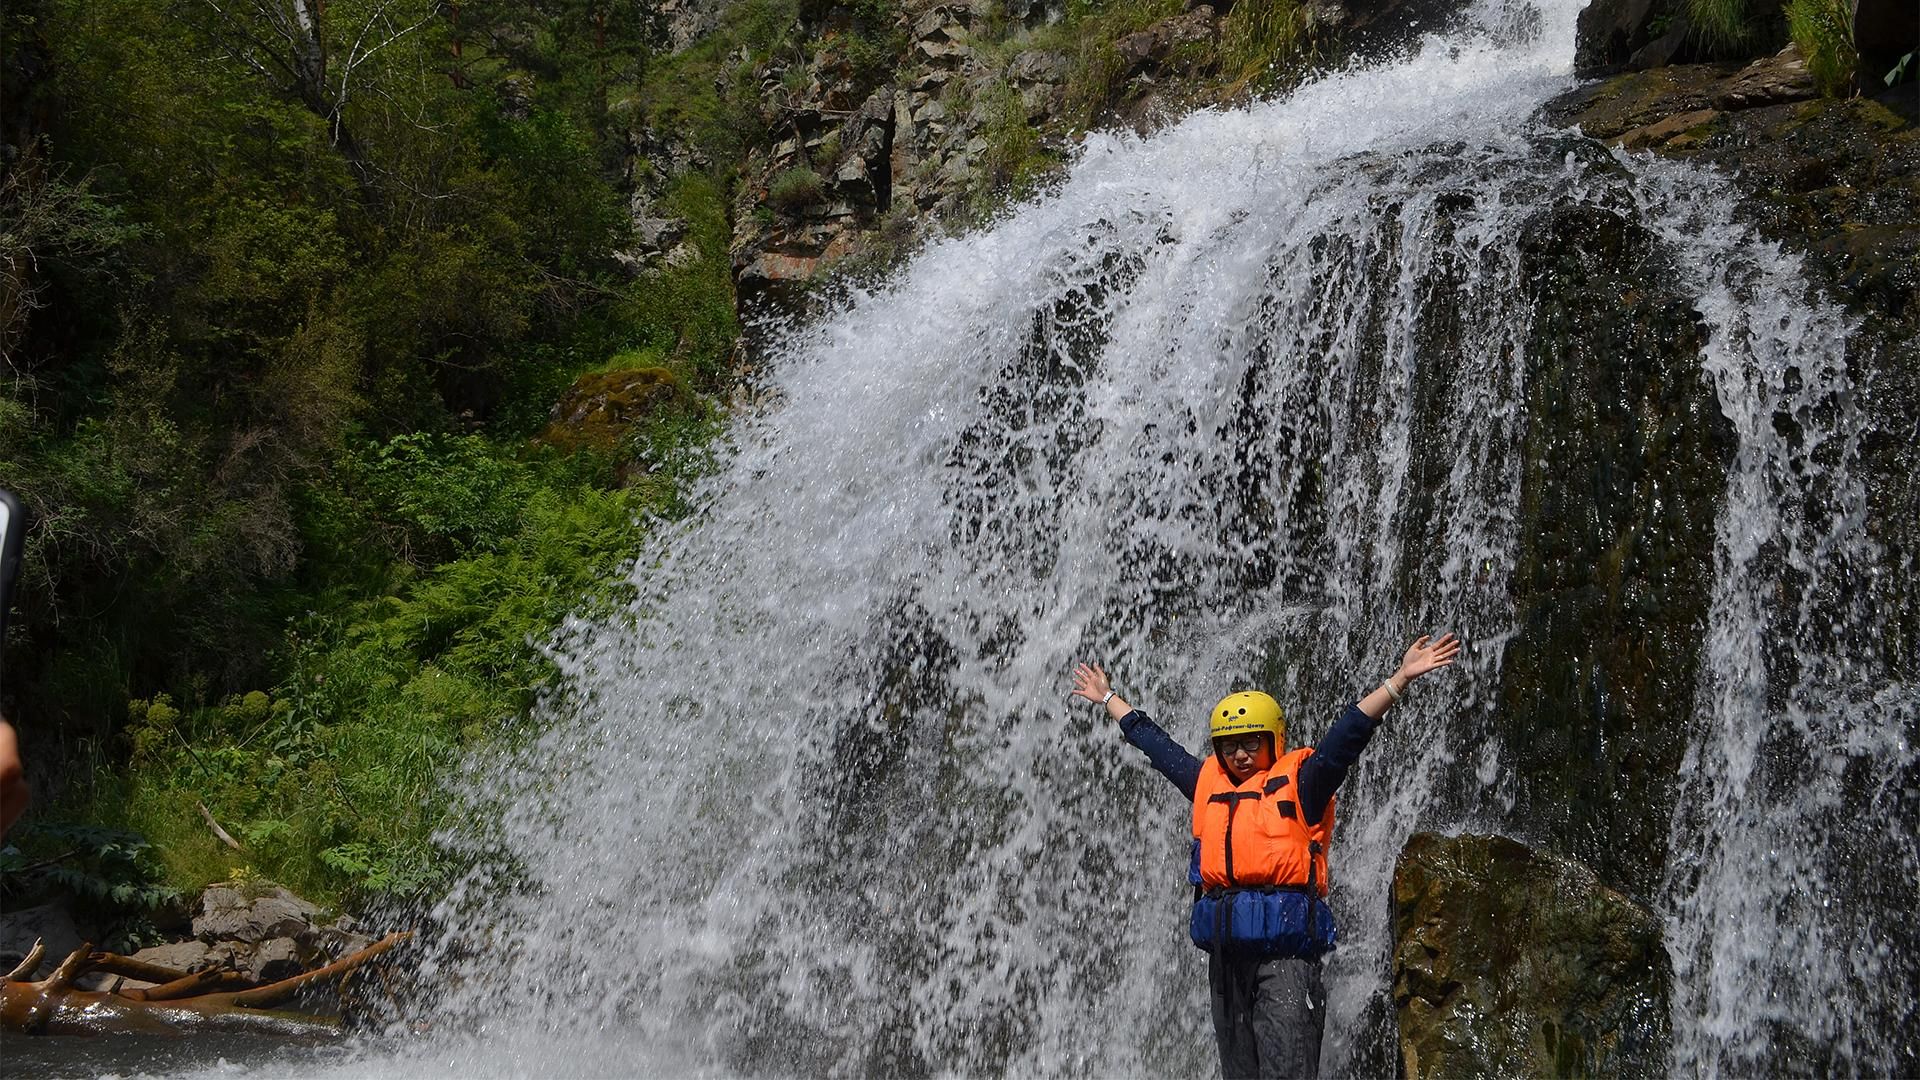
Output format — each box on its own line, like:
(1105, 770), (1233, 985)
(1392, 833), (1671, 1079)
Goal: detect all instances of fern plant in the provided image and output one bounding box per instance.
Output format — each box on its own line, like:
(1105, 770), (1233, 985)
(1, 823), (182, 953)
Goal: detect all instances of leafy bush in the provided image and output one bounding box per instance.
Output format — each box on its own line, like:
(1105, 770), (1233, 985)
(1, 822), (181, 952)
(349, 433), (535, 564)
(979, 85), (1060, 200)
(768, 167), (828, 213)
(96, 441), (668, 905)
(8, 0), (739, 917)
(621, 173), (740, 387)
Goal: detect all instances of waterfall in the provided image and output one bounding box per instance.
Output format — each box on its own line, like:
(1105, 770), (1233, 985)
(280, 0), (1914, 1075)
(1630, 158), (1920, 1074)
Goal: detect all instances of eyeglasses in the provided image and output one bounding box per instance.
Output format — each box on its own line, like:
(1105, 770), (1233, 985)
(1217, 735), (1268, 757)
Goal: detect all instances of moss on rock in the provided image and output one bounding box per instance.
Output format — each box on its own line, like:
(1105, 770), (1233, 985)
(537, 368), (695, 456)
(1392, 833), (1672, 1080)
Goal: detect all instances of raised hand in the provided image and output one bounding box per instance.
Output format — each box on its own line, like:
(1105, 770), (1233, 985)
(1071, 662), (1112, 703)
(1397, 632), (1462, 683)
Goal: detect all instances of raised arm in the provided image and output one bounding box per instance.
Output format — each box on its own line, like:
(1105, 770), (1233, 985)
(1356, 633), (1461, 719)
(1072, 662), (1201, 799)
(1299, 632), (1462, 823)
(1071, 662), (1133, 721)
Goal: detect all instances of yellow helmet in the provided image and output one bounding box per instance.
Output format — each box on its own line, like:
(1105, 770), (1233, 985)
(1210, 691), (1284, 743)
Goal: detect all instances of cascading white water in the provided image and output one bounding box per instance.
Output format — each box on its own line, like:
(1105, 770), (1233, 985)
(233, 1), (1914, 1075)
(1629, 158), (1920, 1074)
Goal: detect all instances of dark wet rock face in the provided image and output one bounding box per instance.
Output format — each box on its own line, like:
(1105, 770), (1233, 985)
(1392, 833), (1672, 1079)
(1496, 182), (1731, 900)
(1574, 0), (1700, 77)
(1546, 74), (1920, 692)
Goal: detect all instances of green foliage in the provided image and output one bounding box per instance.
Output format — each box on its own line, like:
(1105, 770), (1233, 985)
(1220, 0), (1312, 86)
(349, 434), (537, 563)
(1785, 0), (1857, 96)
(1889, 52), (1915, 87)
(94, 438), (669, 904)
(1687, 0), (1758, 54)
(978, 85), (1061, 201)
(1048, 0), (1187, 125)
(640, 0), (801, 165)
(1, 822), (181, 950)
(0, 163), (138, 360)
(6, 0), (735, 909)
(619, 173), (741, 386)
(769, 167), (829, 213)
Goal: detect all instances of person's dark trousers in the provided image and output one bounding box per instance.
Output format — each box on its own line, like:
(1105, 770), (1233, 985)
(1208, 951), (1326, 1079)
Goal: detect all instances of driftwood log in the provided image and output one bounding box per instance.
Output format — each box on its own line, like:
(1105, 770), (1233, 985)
(1, 931), (408, 1036)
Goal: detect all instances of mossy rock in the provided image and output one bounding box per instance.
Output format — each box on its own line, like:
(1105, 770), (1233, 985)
(536, 367), (693, 455)
(1392, 833), (1672, 1080)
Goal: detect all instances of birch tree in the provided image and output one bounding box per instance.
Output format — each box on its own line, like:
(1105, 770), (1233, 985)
(194, 0), (441, 191)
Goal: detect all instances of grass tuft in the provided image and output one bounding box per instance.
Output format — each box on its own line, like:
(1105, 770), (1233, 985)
(1784, 0), (1856, 96)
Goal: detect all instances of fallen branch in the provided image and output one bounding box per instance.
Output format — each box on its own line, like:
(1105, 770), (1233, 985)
(2, 930), (410, 1037)
(230, 931), (407, 1008)
(85, 951), (201, 985)
(4, 940), (45, 982)
(197, 800), (246, 852)
(123, 968), (230, 1002)
(44, 940), (93, 992)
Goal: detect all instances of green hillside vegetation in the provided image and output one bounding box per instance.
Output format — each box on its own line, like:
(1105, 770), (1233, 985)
(0, 0), (727, 910)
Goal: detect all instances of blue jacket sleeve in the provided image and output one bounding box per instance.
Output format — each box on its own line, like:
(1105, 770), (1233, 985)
(1116, 709), (1202, 801)
(1298, 703), (1379, 826)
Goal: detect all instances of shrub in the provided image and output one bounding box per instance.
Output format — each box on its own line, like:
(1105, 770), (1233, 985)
(980, 84), (1061, 199)
(768, 167), (827, 213)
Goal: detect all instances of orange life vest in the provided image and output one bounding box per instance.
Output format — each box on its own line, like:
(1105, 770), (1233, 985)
(1190, 746), (1334, 895)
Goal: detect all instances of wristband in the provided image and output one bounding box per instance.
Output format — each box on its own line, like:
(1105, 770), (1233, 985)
(1382, 676), (1403, 702)
(1100, 689), (1116, 705)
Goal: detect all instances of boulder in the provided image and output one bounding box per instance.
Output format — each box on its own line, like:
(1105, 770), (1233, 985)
(129, 939), (219, 972)
(634, 215), (689, 253)
(736, 250), (825, 305)
(247, 937), (307, 983)
(537, 368), (693, 455)
(1392, 833), (1671, 1079)
(1541, 63), (1737, 142)
(0, 903), (83, 973)
(1007, 49), (1071, 85)
(314, 923), (377, 962)
(193, 883), (321, 944)
(1112, 7), (1220, 76)
(1308, 0), (1474, 55)
(1574, 0), (1697, 76)
(660, 0), (730, 51)
(1711, 45), (1817, 110)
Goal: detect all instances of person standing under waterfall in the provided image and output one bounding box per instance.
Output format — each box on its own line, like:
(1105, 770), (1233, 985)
(1070, 633), (1460, 1080)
